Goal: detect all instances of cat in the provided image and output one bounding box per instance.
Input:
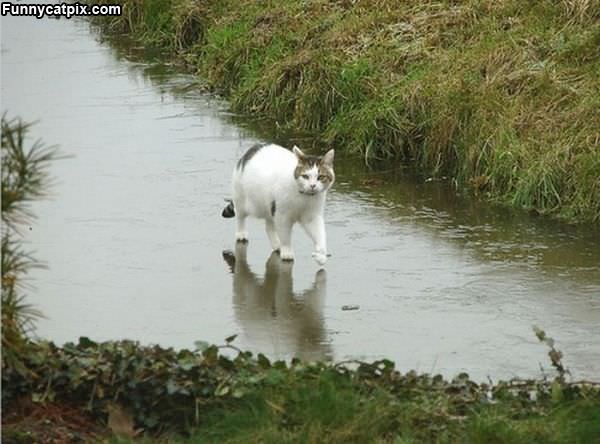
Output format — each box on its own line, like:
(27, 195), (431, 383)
(222, 143), (335, 265)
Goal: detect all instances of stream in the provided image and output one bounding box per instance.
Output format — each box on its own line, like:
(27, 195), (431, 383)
(2, 15), (599, 381)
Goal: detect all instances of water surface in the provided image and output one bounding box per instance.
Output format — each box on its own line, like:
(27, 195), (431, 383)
(2, 16), (599, 381)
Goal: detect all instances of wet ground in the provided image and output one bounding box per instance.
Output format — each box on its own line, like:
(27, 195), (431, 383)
(2, 16), (599, 381)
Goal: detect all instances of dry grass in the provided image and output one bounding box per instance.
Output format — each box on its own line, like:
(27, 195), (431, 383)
(94, 0), (600, 222)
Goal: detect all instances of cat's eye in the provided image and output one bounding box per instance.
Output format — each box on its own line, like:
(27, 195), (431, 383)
(318, 175), (326, 181)
(302, 174), (309, 180)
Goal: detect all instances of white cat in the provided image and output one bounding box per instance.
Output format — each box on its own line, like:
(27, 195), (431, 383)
(222, 143), (335, 265)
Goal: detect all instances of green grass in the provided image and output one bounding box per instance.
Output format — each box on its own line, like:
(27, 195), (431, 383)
(179, 398), (600, 443)
(94, 0), (600, 223)
(188, 373), (403, 443)
(465, 400), (600, 444)
(127, 381), (600, 444)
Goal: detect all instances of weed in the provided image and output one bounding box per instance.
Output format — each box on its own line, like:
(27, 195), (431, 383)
(1, 116), (57, 376)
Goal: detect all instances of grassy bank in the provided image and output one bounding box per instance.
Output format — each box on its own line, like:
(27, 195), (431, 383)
(93, 0), (600, 223)
(3, 337), (600, 443)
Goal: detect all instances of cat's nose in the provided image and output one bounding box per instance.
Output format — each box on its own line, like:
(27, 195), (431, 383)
(310, 184), (316, 189)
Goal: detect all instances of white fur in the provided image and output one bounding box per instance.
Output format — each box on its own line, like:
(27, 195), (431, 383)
(231, 144), (333, 265)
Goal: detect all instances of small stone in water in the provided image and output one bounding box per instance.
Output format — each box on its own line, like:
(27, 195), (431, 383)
(342, 305), (360, 311)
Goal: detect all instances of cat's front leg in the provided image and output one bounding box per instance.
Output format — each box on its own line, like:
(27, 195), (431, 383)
(275, 218), (294, 261)
(301, 216), (327, 265)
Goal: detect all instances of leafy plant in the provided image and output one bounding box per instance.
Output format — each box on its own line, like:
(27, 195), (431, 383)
(3, 336), (599, 441)
(1, 116), (58, 228)
(1, 115), (57, 376)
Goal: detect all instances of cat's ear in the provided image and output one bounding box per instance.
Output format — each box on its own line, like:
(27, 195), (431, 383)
(292, 145), (305, 159)
(321, 149), (335, 167)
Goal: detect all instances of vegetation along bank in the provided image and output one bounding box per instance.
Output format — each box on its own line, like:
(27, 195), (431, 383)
(93, 0), (600, 223)
(3, 336), (600, 442)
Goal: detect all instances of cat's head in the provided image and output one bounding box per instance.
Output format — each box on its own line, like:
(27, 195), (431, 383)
(292, 146), (335, 195)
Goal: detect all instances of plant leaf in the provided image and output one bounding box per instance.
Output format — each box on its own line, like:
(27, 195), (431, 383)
(225, 334), (238, 344)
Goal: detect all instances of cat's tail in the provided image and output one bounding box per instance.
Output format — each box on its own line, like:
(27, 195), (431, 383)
(222, 199), (235, 218)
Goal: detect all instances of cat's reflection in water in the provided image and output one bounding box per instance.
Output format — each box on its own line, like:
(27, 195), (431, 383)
(222, 243), (332, 362)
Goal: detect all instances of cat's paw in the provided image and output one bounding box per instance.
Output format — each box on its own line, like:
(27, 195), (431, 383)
(235, 231), (249, 243)
(279, 248), (295, 262)
(312, 251), (328, 265)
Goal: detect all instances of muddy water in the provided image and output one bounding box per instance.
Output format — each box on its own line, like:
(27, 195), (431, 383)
(2, 16), (599, 381)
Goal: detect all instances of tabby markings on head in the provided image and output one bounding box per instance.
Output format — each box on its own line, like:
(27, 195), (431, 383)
(294, 155), (318, 179)
(317, 163), (334, 184)
(294, 156), (335, 184)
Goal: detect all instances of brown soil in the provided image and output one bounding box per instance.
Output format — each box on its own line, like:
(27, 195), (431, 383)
(2, 398), (107, 443)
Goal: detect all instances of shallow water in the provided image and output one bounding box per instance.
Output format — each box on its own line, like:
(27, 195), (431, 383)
(2, 16), (599, 381)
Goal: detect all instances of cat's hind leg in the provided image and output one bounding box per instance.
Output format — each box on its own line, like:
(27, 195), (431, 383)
(235, 215), (249, 243)
(233, 199), (249, 243)
(275, 218), (294, 261)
